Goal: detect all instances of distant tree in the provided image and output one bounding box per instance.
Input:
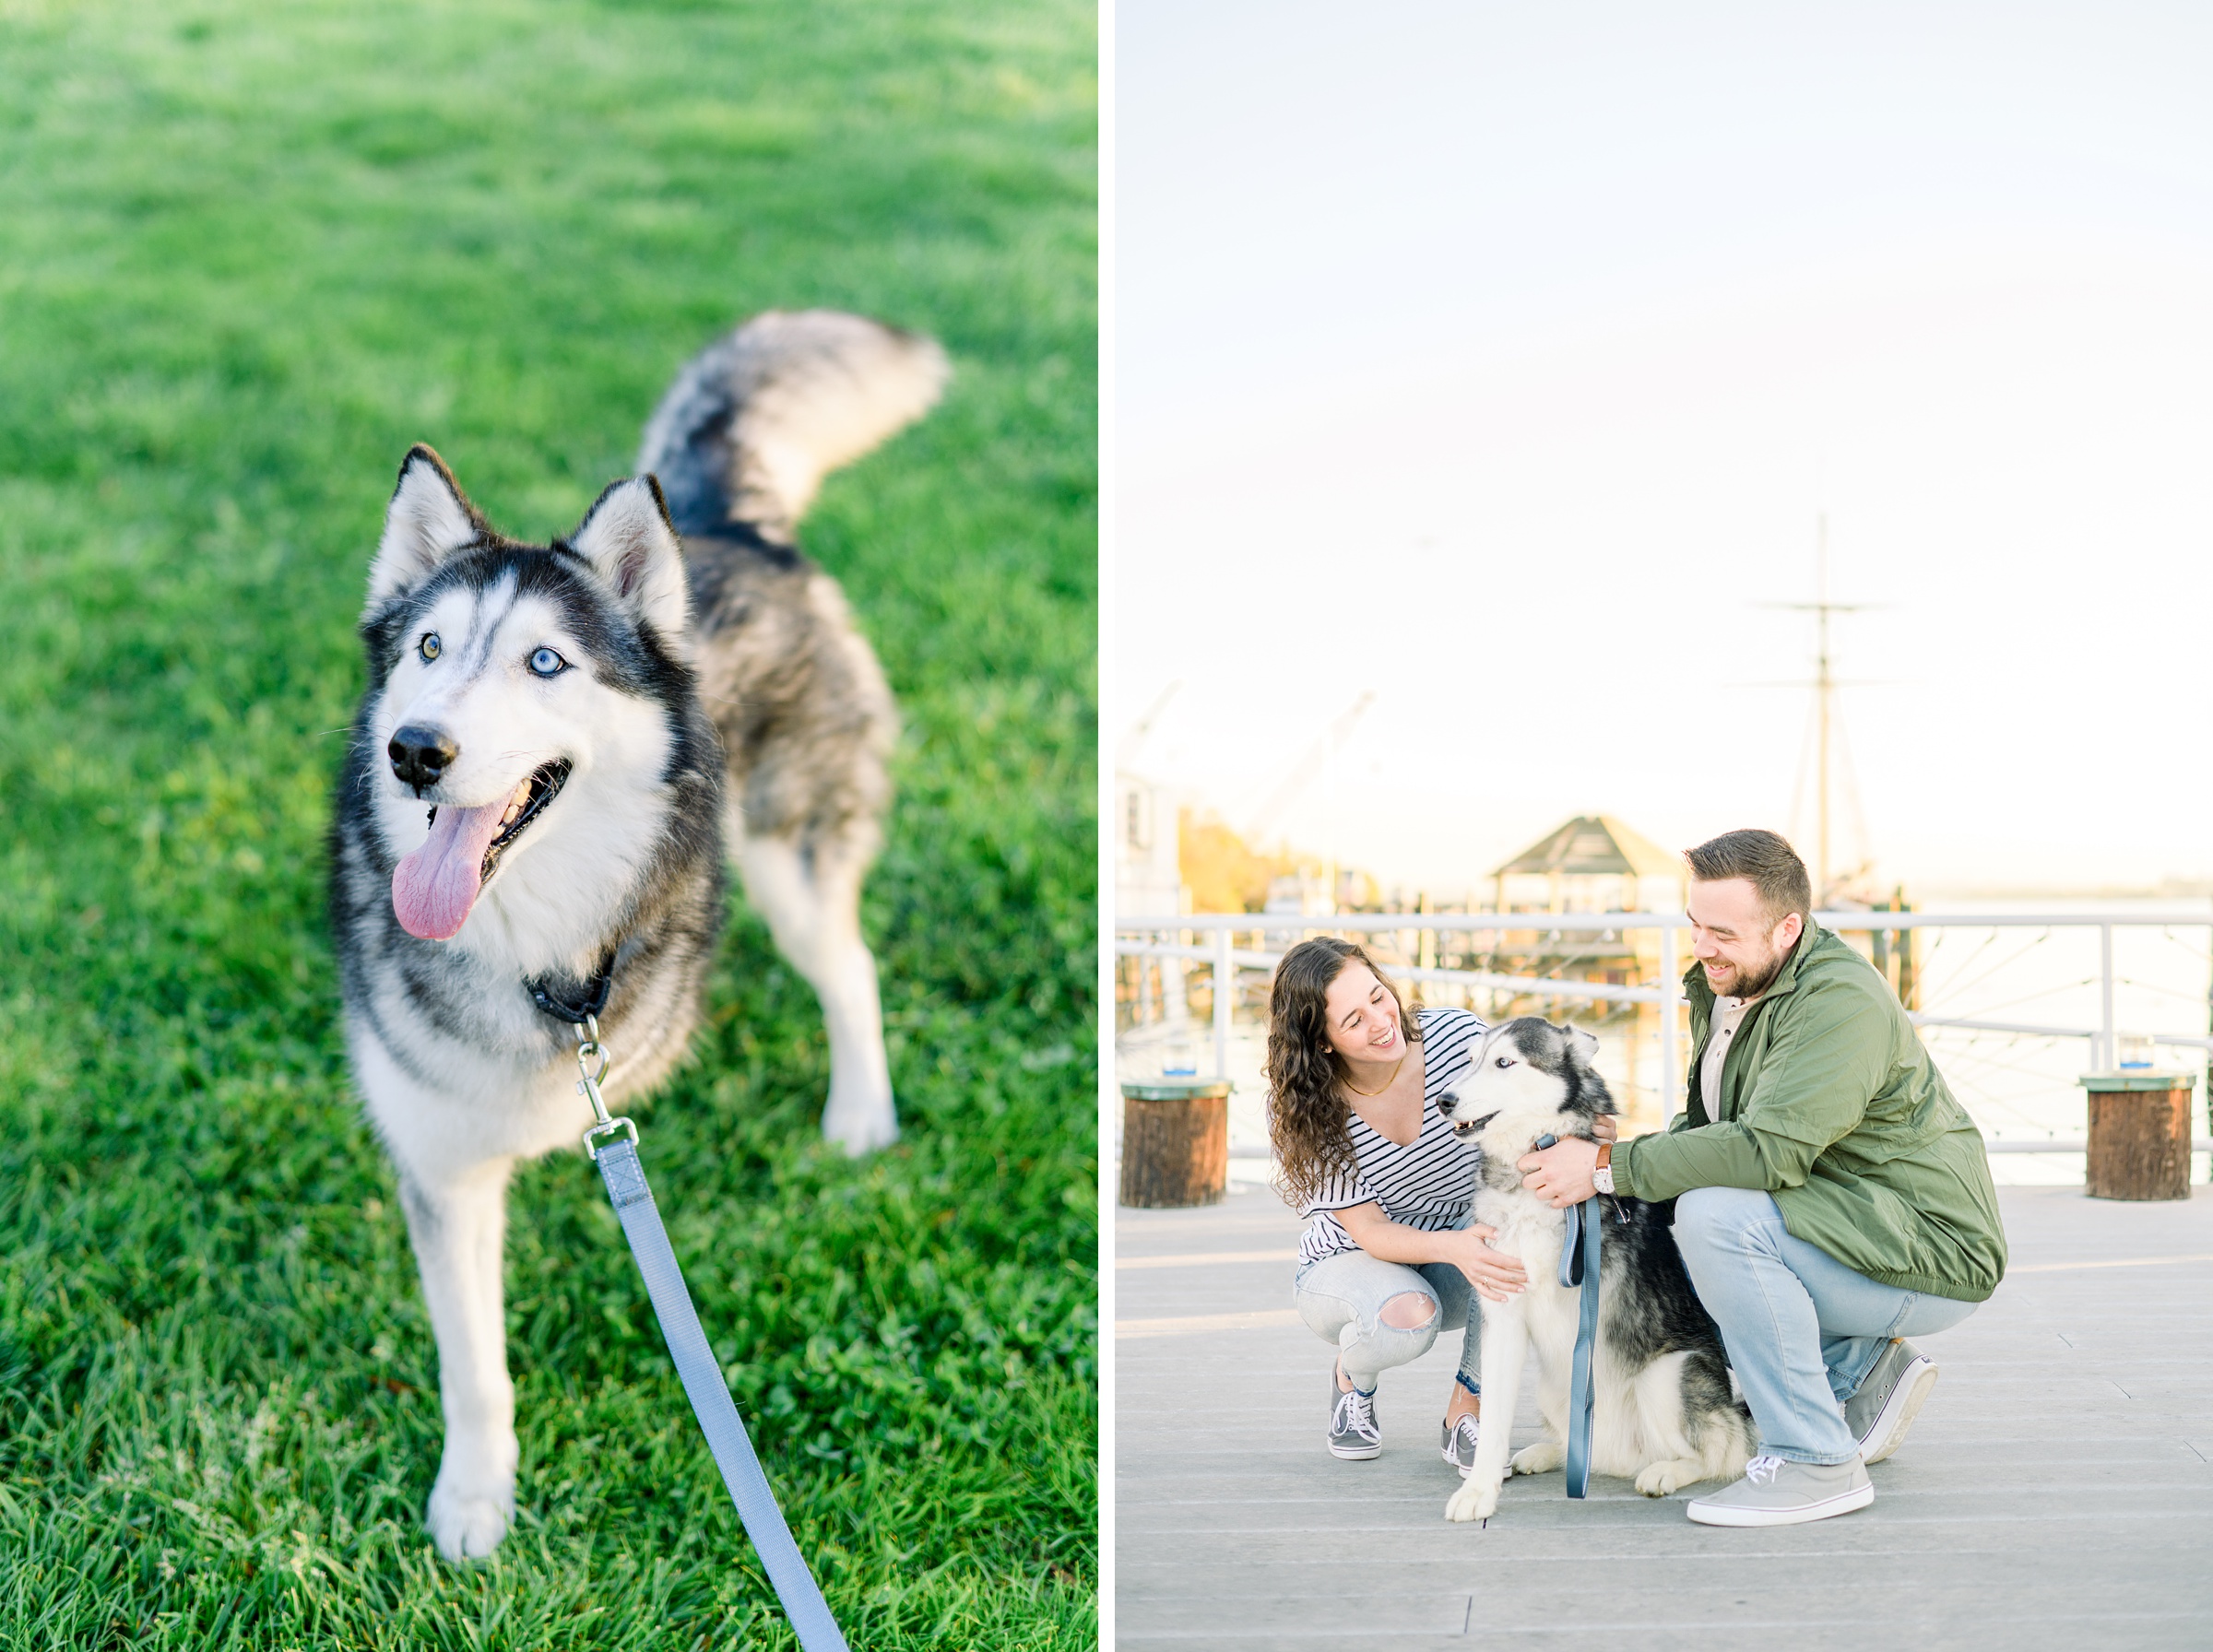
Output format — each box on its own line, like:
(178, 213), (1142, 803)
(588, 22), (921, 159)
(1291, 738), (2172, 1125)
(1179, 809), (1301, 913)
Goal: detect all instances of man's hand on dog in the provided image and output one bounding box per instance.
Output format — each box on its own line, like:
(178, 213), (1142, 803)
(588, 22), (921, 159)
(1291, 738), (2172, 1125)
(1517, 1115), (1617, 1210)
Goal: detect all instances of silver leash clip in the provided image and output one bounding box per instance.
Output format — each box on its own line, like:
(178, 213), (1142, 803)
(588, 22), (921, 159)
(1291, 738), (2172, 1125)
(572, 1012), (638, 1158)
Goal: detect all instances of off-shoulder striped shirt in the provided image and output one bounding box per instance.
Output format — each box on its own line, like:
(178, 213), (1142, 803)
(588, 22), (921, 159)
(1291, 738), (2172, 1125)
(1292, 1005), (1488, 1267)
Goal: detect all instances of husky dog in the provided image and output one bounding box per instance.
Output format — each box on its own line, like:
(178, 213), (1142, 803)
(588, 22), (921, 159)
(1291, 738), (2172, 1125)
(1437, 1017), (1756, 1523)
(329, 310), (947, 1559)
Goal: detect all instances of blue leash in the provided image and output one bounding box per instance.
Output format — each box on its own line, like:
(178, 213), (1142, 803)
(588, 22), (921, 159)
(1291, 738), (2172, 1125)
(571, 1017), (850, 1652)
(1534, 1134), (1603, 1500)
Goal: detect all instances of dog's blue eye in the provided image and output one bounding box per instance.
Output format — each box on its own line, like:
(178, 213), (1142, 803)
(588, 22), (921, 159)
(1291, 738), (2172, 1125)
(419, 632), (441, 662)
(528, 647), (567, 678)
(1495, 1056), (1513, 1068)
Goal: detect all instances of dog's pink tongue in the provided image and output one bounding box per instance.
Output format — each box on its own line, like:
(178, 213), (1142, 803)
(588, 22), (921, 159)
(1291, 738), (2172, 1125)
(392, 802), (509, 940)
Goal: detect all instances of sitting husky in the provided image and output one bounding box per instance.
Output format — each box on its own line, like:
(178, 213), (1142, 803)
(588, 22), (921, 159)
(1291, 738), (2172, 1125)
(1438, 1017), (1756, 1522)
(328, 310), (946, 1558)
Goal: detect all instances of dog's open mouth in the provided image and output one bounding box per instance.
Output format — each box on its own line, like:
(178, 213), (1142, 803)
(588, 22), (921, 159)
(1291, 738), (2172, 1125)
(478, 760), (571, 880)
(392, 760), (572, 941)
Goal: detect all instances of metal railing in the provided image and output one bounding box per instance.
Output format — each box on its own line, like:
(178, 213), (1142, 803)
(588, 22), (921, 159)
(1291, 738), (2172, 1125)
(1116, 911), (2213, 1151)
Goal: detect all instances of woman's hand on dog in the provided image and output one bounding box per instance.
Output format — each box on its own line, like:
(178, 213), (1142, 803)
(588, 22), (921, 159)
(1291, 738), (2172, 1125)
(1441, 1225), (1529, 1302)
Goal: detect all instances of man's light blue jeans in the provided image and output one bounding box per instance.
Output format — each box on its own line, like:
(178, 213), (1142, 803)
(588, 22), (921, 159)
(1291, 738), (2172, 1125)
(1672, 1186), (1980, 1465)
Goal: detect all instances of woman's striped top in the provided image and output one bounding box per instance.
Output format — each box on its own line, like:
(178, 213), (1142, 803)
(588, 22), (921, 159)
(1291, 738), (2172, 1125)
(1293, 1004), (1488, 1267)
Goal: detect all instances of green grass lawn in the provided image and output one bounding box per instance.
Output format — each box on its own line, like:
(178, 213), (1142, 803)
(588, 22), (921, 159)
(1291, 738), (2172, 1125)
(0, 0), (1095, 1645)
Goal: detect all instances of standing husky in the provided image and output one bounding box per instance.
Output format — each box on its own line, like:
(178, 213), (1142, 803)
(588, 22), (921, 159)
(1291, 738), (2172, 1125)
(329, 310), (947, 1559)
(1437, 1017), (1756, 1522)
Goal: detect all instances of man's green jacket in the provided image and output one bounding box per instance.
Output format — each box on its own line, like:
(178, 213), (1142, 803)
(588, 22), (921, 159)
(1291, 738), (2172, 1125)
(1612, 923), (2007, 1302)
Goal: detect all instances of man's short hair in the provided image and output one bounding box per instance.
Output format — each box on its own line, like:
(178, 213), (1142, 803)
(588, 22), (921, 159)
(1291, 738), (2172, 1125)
(1686, 829), (1813, 927)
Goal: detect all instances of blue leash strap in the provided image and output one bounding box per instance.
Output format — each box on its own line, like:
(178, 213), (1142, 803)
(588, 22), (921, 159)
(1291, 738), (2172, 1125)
(1533, 1133), (1602, 1500)
(594, 1137), (850, 1652)
(1557, 1194), (1601, 1498)
(563, 1011), (847, 1652)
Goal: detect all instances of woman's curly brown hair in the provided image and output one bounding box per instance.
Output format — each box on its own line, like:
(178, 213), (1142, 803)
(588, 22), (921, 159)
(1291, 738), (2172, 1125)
(1265, 937), (1423, 1207)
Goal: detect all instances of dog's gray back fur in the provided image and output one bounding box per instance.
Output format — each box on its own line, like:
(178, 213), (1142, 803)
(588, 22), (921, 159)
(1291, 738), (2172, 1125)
(640, 311), (948, 856)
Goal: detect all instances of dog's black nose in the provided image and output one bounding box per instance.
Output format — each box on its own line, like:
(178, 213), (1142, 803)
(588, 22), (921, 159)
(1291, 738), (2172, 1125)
(388, 724), (458, 791)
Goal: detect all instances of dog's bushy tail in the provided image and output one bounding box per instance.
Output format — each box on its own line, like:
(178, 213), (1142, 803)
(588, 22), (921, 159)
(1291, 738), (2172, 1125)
(637, 310), (950, 542)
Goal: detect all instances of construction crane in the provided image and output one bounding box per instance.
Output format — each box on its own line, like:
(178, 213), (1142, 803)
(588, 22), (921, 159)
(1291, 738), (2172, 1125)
(1241, 690), (1379, 845)
(1118, 679), (1182, 770)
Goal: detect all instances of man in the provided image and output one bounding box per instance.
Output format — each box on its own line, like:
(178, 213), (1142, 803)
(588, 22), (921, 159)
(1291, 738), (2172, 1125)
(1520, 829), (2006, 1527)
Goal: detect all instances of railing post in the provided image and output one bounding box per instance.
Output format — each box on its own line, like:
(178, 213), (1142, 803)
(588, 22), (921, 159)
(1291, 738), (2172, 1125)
(1213, 924), (1235, 1082)
(2100, 923), (2114, 1071)
(1659, 919), (1680, 1125)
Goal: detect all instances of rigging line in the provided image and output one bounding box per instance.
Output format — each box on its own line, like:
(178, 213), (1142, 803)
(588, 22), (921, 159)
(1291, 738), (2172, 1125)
(1921, 974), (2100, 1023)
(2154, 927), (2213, 967)
(1921, 1043), (2094, 1088)
(1947, 1077), (2078, 1115)
(1832, 701), (1876, 884)
(1920, 1027), (2081, 1066)
(1930, 1040), (2073, 1075)
(1915, 927), (2055, 1004)
(1913, 926), (2018, 1002)
(2112, 975), (2212, 1003)
(1786, 687), (1819, 854)
(1958, 1092), (2072, 1130)
(1935, 1044), (2079, 1081)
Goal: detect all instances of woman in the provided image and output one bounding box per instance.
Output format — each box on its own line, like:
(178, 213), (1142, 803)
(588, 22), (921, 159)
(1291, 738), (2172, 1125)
(1266, 937), (1613, 1472)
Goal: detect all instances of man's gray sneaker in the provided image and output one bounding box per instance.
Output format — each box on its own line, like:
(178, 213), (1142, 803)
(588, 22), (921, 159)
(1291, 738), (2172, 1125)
(1440, 1411), (1479, 1478)
(1846, 1338), (1937, 1466)
(1685, 1455), (1874, 1527)
(1328, 1371), (1381, 1459)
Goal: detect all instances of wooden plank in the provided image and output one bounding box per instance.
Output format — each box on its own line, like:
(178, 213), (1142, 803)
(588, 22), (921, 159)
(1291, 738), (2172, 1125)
(1116, 1184), (2213, 1646)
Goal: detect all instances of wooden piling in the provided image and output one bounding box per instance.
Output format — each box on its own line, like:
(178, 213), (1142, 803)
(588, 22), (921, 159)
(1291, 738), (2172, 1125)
(2078, 1071), (2196, 1201)
(1119, 1080), (1233, 1208)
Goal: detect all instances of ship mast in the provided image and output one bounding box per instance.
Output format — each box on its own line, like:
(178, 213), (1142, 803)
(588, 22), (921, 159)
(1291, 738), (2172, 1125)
(1816, 514), (1832, 896)
(1778, 513), (1874, 904)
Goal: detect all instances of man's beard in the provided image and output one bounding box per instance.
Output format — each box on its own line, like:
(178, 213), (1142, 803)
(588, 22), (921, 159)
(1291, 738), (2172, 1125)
(1726, 950), (1786, 1000)
(1718, 936), (1800, 1000)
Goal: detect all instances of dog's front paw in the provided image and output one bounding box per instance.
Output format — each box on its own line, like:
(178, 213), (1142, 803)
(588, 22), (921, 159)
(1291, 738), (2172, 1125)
(822, 1094), (899, 1158)
(1445, 1477), (1500, 1523)
(1633, 1458), (1705, 1497)
(427, 1478), (515, 1561)
(1509, 1440), (1565, 1477)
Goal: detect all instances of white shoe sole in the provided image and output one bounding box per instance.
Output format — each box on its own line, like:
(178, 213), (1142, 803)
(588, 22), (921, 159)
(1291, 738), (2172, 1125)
(1329, 1440), (1382, 1460)
(1686, 1479), (1875, 1528)
(1859, 1361), (1937, 1466)
(1442, 1424), (1478, 1479)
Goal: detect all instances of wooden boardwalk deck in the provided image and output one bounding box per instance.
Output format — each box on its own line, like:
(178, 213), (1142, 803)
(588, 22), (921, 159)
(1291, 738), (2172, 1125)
(1115, 1184), (2213, 1649)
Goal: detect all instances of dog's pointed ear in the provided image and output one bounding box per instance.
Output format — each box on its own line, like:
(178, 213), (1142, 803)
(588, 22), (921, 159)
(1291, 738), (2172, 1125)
(1567, 1026), (1602, 1067)
(367, 445), (483, 616)
(568, 476), (690, 641)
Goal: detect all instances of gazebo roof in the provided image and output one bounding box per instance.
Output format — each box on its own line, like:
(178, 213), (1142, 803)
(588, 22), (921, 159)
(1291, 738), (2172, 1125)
(1493, 814), (1681, 879)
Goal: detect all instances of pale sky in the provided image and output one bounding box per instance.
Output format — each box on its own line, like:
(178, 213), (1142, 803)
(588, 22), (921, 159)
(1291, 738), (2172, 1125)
(1114, 1), (2213, 898)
